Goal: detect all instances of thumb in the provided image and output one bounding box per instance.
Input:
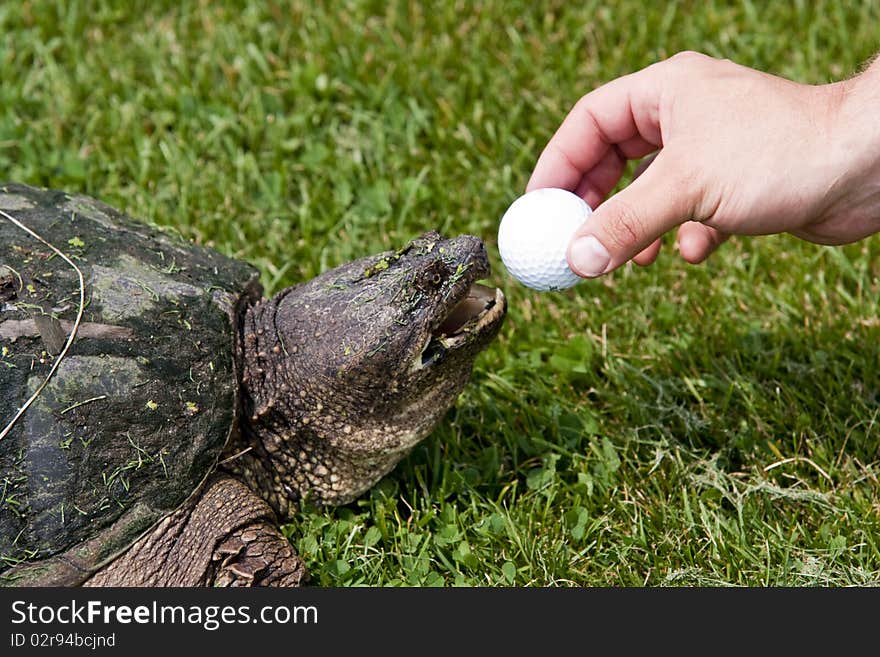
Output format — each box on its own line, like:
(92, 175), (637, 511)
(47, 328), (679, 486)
(567, 154), (695, 277)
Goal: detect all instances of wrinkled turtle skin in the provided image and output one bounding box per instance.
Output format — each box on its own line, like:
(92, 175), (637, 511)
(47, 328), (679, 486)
(0, 183), (506, 586)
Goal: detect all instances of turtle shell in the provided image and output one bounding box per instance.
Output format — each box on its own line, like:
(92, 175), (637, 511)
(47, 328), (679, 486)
(0, 183), (260, 585)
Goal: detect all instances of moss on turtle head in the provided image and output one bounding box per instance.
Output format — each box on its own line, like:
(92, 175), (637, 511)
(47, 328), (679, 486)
(362, 258), (391, 278)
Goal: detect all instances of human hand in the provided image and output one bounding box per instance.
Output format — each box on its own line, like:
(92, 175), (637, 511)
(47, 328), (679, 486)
(527, 51), (880, 278)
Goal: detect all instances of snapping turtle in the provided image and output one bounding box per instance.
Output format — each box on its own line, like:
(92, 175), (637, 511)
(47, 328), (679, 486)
(0, 182), (505, 586)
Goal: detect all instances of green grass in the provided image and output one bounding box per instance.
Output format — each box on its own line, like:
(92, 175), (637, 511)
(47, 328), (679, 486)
(2, 0), (879, 586)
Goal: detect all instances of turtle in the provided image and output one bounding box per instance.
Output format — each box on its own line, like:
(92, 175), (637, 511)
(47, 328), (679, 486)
(0, 182), (506, 586)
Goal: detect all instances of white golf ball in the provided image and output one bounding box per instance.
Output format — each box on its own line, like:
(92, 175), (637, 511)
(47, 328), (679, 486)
(497, 188), (592, 291)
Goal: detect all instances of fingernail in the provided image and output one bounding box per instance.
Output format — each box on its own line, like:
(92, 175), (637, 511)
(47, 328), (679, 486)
(568, 235), (611, 278)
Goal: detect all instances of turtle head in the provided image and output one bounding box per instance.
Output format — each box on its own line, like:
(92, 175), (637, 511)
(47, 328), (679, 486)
(235, 231), (506, 512)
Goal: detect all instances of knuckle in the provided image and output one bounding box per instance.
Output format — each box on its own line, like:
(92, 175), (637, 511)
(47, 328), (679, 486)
(572, 92), (592, 112)
(668, 50), (707, 65)
(604, 199), (645, 251)
(665, 50), (722, 78)
(571, 94), (600, 130)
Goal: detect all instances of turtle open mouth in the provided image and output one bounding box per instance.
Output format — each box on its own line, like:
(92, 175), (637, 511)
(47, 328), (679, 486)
(418, 282), (506, 367)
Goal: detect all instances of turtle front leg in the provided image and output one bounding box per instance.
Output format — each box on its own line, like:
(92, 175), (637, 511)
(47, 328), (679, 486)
(84, 475), (306, 587)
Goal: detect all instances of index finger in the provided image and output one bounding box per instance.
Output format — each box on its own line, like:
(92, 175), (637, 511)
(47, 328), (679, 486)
(526, 66), (665, 194)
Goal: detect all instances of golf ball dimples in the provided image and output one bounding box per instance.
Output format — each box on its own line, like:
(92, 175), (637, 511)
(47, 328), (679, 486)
(498, 188), (592, 291)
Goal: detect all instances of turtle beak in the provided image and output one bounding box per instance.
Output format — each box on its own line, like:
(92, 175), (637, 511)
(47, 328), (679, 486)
(416, 282), (506, 368)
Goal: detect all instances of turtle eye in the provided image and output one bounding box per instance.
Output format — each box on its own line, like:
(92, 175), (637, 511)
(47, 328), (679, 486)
(416, 260), (448, 291)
